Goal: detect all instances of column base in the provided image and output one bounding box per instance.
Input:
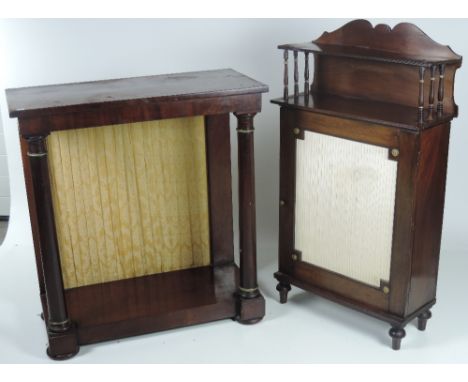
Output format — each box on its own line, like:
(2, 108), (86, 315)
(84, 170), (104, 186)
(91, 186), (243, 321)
(46, 323), (80, 361)
(235, 293), (265, 325)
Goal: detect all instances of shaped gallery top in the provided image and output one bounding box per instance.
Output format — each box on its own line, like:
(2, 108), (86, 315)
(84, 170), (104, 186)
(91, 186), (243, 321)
(279, 19), (462, 67)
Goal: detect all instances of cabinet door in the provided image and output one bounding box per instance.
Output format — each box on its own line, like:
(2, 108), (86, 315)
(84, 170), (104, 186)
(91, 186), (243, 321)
(294, 130), (397, 289)
(278, 109), (415, 313)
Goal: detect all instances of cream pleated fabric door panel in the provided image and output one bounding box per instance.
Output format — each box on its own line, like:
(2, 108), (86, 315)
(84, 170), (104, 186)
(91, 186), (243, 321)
(294, 131), (397, 287)
(47, 116), (211, 289)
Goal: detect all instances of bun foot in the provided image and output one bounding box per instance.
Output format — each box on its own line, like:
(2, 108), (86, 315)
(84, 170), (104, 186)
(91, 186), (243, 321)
(47, 346), (79, 361)
(389, 327), (406, 350)
(237, 317), (263, 325)
(276, 282), (291, 304)
(417, 310), (432, 331)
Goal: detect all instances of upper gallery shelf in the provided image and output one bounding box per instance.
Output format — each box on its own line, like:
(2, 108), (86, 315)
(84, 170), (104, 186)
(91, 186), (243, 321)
(275, 20), (462, 128)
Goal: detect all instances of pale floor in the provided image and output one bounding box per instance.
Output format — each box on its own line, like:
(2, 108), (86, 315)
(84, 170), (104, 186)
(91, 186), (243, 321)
(0, 231), (467, 363)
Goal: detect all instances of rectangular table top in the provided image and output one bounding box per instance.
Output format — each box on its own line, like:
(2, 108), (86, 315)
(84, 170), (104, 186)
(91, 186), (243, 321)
(6, 69), (268, 119)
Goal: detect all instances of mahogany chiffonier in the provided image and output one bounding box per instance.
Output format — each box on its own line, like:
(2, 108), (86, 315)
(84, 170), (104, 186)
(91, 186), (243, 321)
(272, 20), (462, 350)
(6, 69), (268, 359)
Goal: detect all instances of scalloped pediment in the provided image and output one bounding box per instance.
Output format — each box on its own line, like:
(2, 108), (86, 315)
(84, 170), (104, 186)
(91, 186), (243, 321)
(313, 19), (461, 62)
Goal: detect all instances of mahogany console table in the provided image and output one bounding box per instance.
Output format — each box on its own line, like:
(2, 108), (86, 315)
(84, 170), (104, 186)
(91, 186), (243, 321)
(6, 69), (268, 359)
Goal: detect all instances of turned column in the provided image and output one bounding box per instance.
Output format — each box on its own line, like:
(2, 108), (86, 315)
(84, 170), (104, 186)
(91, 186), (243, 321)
(26, 136), (71, 333)
(234, 113), (259, 300)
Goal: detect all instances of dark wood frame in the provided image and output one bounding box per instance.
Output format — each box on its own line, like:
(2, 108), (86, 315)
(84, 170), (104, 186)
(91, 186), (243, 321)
(7, 69), (268, 359)
(272, 20), (461, 350)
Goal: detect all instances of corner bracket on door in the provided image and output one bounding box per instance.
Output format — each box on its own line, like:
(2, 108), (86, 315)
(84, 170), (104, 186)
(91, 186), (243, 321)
(388, 147), (400, 161)
(380, 279), (390, 295)
(293, 127), (305, 140)
(291, 249), (303, 262)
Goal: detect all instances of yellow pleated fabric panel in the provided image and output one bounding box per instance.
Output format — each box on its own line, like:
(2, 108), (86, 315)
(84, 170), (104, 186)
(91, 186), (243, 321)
(47, 116), (211, 289)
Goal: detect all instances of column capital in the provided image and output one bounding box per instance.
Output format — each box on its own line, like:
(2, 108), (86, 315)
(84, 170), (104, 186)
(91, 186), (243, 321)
(27, 135), (48, 157)
(234, 112), (256, 133)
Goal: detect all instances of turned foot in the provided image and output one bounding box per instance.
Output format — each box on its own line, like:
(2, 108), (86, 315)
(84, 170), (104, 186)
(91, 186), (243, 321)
(389, 327), (406, 350)
(276, 282), (291, 304)
(417, 310), (432, 331)
(47, 346), (79, 361)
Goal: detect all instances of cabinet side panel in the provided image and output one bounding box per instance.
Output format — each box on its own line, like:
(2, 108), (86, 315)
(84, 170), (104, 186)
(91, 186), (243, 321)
(387, 130), (419, 316)
(407, 123), (450, 314)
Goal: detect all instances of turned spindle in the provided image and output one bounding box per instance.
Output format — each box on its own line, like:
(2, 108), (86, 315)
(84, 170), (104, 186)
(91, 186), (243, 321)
(283, 50), (289, 101)
(304, 52), (310, 103)
(426, 65), (436, 120)
(429, 65), (436, 114)
(418, 66), (425, 123)
(438, 64), (445, 115)
(293, 50), (299, 102)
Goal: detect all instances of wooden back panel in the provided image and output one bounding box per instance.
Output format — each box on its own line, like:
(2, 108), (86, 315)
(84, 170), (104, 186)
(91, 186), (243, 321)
(314, 19), (461, 62)
(312, 55), (458, 113)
